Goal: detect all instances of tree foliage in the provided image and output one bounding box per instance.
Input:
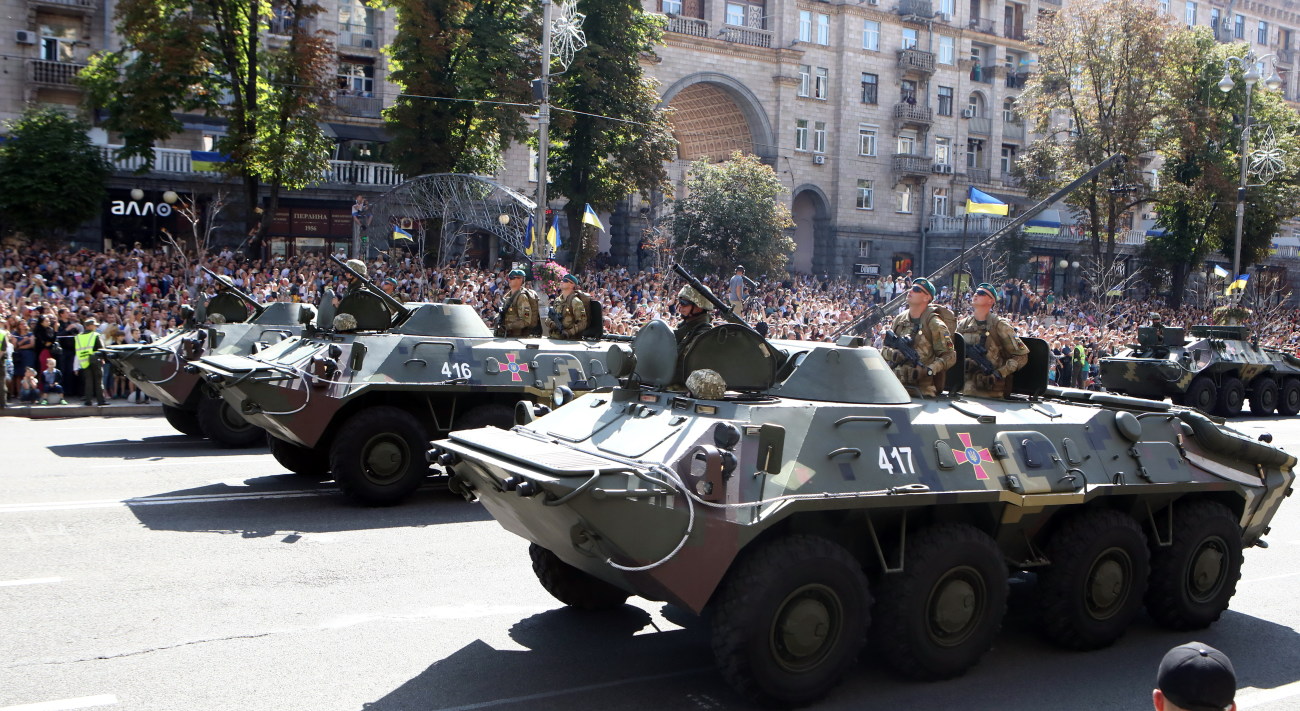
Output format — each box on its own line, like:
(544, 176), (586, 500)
(0, 107), (111, 239)
(385, 0), (537, 177)
(671, 153), (795, 275)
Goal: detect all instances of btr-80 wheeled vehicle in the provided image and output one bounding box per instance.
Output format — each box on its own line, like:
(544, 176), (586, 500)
(432, 311), (1295, 706)
(101, 271), (310, 446)
(191, 256), (619, 506)
(1098, 323), (1300, 417)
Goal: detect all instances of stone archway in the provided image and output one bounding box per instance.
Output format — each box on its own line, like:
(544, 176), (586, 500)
(661, 73), (774, 162)
(791, 184), (833, 275)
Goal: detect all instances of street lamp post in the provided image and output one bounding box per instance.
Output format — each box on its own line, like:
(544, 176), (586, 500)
(1217, 51), (1282, 295)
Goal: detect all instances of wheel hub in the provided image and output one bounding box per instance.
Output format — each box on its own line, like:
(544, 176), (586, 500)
(927, 567), (984, 646)
(1189, 539), (1226, 601)
(1086, 549), (1131, 619)
(220, 402), (251, 431)
(363, 436), (407, 484)
(771, 584), (841, 672)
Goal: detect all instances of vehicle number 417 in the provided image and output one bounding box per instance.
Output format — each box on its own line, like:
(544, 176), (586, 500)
(878, 446), (915, 475)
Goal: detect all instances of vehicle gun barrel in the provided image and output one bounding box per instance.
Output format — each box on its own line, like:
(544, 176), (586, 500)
(199, 265), (265, 320)
(672, 263), (757, 333)
(328, 254), (411, 323)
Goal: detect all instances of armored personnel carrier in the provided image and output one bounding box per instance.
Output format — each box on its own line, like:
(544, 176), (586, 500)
(1099, 323), (1300, 416)
(191, 256), (618, 506)
(101, 271), (310, 446)
(432, 311), (1295, 706)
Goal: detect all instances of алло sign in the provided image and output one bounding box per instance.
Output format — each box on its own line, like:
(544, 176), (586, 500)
(109, 198), (173, 217)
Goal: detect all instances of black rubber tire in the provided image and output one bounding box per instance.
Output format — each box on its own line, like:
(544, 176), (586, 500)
(330, 406), (430, 506)
(528, 543), (629, 611)
(1249, 377), (1278, 416)
(1145, 500), (1243, 630)
(1216, 376), (1245, 417)
(870, 523), (1009, 681)
(196, 395), (264, 448)
(1278, 377), (1300, 416)
(268, 433), (329, 476)
(710, 535), (870, 707)
(1184, 377), (1217, 414)
(456, 403), (515, 431)
(1036, 508), (1150, 650)
(162, 404), (203, 437)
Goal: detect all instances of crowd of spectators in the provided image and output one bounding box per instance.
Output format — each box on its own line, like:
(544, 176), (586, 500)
(4, 241), (1300, 403)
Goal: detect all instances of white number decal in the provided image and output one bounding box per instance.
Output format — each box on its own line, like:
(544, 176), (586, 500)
(441, 362), (472, 379)
(879, 446), (915, 475)
(878, 448), (895, 474)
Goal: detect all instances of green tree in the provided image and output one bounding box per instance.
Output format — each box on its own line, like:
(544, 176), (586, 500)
(80, 0), (335, 251)
(671, 153), (795, 275)
(546, 0), (676, 269)
(0, 108), (111, 240)
(385, 0), (536, 177)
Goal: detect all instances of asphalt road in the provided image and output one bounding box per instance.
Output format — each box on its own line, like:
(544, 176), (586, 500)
(2, 415), (1300, 711)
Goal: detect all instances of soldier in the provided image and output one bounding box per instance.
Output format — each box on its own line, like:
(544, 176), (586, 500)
(880, 277), (956, 397)
(497, 268), (540, 337)
(74, 317), (108, 407)
(548, 274), (589, 339)
(1148, 312), (1166, 345)
(341, 259), (368, 296)
(957, 282), (1029, 398)
(381, 277), (403, 302)
(674, 284), (714, 349)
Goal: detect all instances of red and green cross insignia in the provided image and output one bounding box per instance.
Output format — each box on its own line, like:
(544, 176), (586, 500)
(499, 353), (530, 382)
(953, 432), (992, 480)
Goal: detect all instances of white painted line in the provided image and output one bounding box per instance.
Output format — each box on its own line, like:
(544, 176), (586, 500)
(1239, 679), (1300, 709)
(429, 669), (704, 711)
(0, 694), (118, 711)
(0, 577), (63, 587)
(1240, 571), (1300, 585)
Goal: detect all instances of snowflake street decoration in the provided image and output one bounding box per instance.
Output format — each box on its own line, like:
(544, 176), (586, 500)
(1249, 125), (1285, 184)
(550, 1), (588, 71)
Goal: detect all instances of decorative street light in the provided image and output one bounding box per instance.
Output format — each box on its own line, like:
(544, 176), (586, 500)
(1217, 50), (1283, 296)
(533, 0), (587, 262)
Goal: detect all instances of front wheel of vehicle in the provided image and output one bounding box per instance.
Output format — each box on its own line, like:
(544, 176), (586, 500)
(196, 395), (264, 448)
(268, 433), (329, 477)
(529, 543), (629, 611)
(162, 404), (203, 437)
(1249, 377), (1278, 416)
(1145, 500), (1243, 631)
(1277, 377), (1300, 416)
(330, 406), (429, 506)
(1184, 377), (1217, 414)
(1216, 376), (1245, 417)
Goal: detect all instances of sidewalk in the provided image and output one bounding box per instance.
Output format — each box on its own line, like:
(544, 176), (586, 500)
(0, 400), (163, 418)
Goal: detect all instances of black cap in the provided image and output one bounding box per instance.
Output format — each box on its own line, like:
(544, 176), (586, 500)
(1157, 642), (1236, 711)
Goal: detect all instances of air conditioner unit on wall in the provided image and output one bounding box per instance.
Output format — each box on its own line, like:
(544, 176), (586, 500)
(15, 30), (36, 45)
(362, 38), (375, 48)
(868, 0), (880, 6)
(933, 163), (953, 174)
(961, 108), (975, 118)
(813, 154), (826, 164)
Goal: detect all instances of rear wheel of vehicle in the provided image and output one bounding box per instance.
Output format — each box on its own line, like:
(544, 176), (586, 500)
(268, 433), (329, 477)
(1145, 500), (1243, 631)
(1184, 377), (1217, 414)
(456, 403), (515, 431)
(1216, 376), (1245, 417)
(162, 404), (203, 437)
(1249, 377), (1278, 416)
(196, 395), (264, 448)
(871, 523), (1008, 681)
(330, 406), (429, 506)
(1277, 377), (1300, 416)
(1037, 509), (1149, 650)
(711, 535), (870, 707)
(529, 543), (629, 611)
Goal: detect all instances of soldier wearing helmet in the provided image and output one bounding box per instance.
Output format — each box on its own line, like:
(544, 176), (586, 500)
(548, 274), (589, 339)
(957, 282), (1029, 398)
(880, 277), (956, 397)
(497, 268), (540, 337)
(341, 259), (368, 297)
(674, 284), (713, 349)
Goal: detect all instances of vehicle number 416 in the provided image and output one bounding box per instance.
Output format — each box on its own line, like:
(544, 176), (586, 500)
(442, 362), (472, 379)
(878, 446), (915, 475)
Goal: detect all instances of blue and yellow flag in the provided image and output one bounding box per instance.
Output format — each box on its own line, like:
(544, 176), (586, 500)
(1225, 273), (1250, 295)
(965, 188), (1009, 216)
(392, 226), (413, 242)
(582, 204), (605, 232)
(190, 151), (230, 171)
(1212, 265), (1229, 278)
(524, 216), (535, 256)
(547, 214), (561, 251)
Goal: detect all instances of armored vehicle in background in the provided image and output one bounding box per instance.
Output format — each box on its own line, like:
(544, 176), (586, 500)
(101, 274), (310, 446)
(1099, 323), (1300, 417)
(191, 256), (619, 506)
(433, 314), (1295, 706)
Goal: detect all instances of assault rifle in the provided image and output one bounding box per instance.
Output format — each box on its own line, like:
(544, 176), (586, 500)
(883, 330), (932, 375)
(965, 341), (1001, 378)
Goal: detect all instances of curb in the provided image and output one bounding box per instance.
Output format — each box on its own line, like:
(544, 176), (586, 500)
(0, 403), (163, 419)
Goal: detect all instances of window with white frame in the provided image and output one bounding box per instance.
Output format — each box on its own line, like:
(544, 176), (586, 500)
(933, 187), (949, 216)
(935, 136), (951, 164)
(897, 184), (914, 213)
(862, 19), (880, 50)
(858, 240), (871, 257)
(799, 10), (812, 41)
(897, 131), (916, 155)
(1258, 20), (1269, 44)
(938, 86), (954, 115)
(858, 125), (878, 156)
(1234, 14), (1245, 39)
(938, 35), (955, 64)
(795, 119), (809, 151)
(1158, 0), (1169, 15)
(813, 121), (827, 153)
(39, 20), (78, 62)
(529, 147), (539, 182)
(1185, 1), (1196, 27)
(814, 67), (829, 99)
(902, 27), (919, 50)
(337, 60), (375, 95)
(662, 0), (683, 13)
(798, 65), (811, 97)
(1003, 97), (1017, 123)
(1000, 144), (1017, 174)
(816, 13), (830, 44)
(856, 180), (874, 210)
(861, 73), (878, 104)
(726, 3), (746, 25)
(940, 0), (954, 15)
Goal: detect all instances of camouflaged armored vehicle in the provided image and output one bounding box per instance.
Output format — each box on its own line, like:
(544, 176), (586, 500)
(432, 315), (1295, 706)
(101, 274), (310, 447)
(191, 257), (618, 506)
(1099, 323), (1300, 417)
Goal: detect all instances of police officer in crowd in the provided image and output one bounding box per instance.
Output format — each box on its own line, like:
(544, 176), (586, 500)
(958, 282), (1029, 398)
(497, 268), (540, 337)
(548, 274), (589, 339)
(674, 285), (714, 349)
(74, 317), (108, 407)
(880, 277), (956, 397)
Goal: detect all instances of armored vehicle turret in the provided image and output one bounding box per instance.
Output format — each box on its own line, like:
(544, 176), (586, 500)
(432, 317), (1295, 707)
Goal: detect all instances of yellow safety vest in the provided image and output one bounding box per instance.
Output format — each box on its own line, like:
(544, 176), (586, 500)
(0, 328), (8, 353)
(74, 331), (98, 369)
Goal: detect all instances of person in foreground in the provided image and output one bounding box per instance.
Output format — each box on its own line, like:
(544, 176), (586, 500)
(1154, 641), (1236, 711)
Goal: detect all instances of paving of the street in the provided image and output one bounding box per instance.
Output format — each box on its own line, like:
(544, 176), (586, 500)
(2, 414), (1299, 711)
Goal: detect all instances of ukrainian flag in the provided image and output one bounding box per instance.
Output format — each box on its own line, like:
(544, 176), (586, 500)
(1212, 265), (1229, 278)
(524, 216), (535, 256)
(1225, 273), (1250, 295)
(547, 214), (561, 250)
(392, 226), (413, 242)
(582, 203), (605, 231)
(965, 188), (1009, 216)
(190, 151), (231, 171)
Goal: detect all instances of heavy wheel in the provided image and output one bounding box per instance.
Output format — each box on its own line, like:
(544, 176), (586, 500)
(870, 523), (1008, 681)
(1184, 377), (1217, 414)
(330, 406), (429, 506)
(1037, 508), (1150, 650)
(528, 543), (629, 611)
(1145, 500), (1243, 630)
(710, 535), (870, 707)
(1216, 376), (1245, 417)
(1278, 377), (1300, 416)
(1249, 376), (1278, 416)
(196, 395), (264, 448)
(456, 403), (515, 431)
(162, 404), (203, 437)
(268, 433), (329, 476)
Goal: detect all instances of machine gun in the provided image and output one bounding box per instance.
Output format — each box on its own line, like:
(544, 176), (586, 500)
(965, 341), (1001, 378)
(830, 152), (1128, 340)
(329, 254), (411, 326)
(199, 265), (265, 321)
(672, 263), (759, 334)
(883, 330), (931, 375)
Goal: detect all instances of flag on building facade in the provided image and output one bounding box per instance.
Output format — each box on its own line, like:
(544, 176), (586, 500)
(190, 151), (231, 171)
(965, 188), (1009, 216)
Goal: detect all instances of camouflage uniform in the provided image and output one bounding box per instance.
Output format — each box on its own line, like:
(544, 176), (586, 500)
(499, 287), (540, 337)
(550, 291), (589, 339)
(674, 313), (712, 349)
(957, 312), (1029, 398)
(882, 307), (956, 397)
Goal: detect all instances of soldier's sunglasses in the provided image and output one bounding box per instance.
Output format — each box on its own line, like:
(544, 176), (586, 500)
(909, 285), (927, 293)
(678, 298), (694, 307)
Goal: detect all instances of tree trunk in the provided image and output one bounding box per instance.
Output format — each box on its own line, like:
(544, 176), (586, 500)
(1169, 262), (1187, 309)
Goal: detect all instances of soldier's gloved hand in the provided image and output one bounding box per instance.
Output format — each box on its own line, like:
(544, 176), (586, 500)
(921, 361), (937, 376)
(880, 346), (896, 363)
(996, 365), (1013, 379)
(891, 365), (912, 383)
(912, 365), (930, 382)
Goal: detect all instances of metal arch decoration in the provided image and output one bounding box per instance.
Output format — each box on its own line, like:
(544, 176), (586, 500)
(1249, 125), (1286, 184)
(364, 174), (537, 265)
(550, 1), (588, 71)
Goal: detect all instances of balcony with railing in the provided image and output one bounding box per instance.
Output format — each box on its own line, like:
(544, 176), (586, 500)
(1276, 47), (1296, 65)
(1005, 70), (1029, 88)
(718, 24), (773, 47)
(1003, 25), (1025, 40)
(98, 145), (405, 187)
(969, 64), (994, 84)
(28, 0), (96, 12)
(1002, 121), (1025, 140)
(962, 167), (992, 184)
(338, 30), (379, 50)
(969, 18), (997, 34)
(28, 59), (86, 88)
(896, 0), (935, 21)
(968, 116), (992, 135)
(897, 48), (936, 75)
(334, 93), (382, 119)
(665, 15), (710, 38)
(893, 102), (933, 126)
(928, 214), (1014, 235)
(892, 153), (933, 176)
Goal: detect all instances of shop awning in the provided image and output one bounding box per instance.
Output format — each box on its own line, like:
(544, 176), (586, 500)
(323, 122), (391, 143)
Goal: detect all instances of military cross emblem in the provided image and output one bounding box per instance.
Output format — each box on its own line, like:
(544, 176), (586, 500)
(953, 432), (992, 480)
(499, 353), (530, 382)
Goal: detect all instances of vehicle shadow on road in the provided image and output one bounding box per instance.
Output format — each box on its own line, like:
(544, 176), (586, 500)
(47, 435), (266, 459)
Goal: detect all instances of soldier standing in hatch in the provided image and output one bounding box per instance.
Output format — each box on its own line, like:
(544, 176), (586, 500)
(1148, 312), (1166, 345)
(880, 277), (956, 397)
(958, 282), (1029, 398)
(333, 258), (370, 307)
(548, 274), (589, 339)
(497, 268), (540, 337)
(674, 285), (714, 349)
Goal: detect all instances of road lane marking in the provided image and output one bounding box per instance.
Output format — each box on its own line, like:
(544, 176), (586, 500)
(429, 669), (706, 711)
(1240, 571), (1300, 585)
(0, 577), (63, 587)
(0, 695), (118, 711)
(1239, 679), (1300, 709)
